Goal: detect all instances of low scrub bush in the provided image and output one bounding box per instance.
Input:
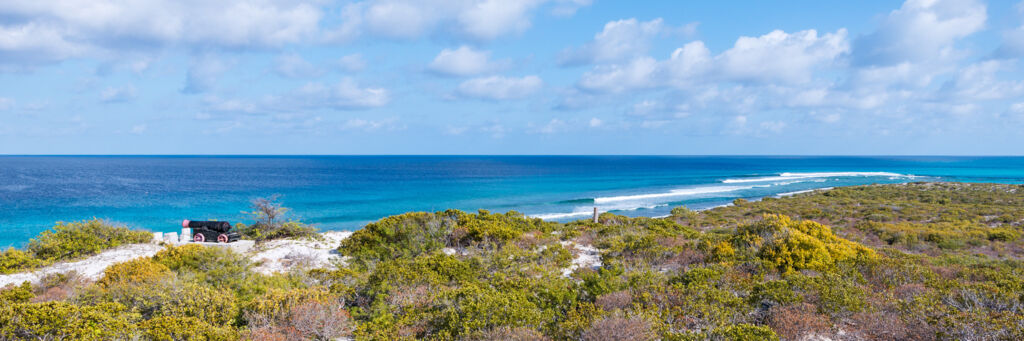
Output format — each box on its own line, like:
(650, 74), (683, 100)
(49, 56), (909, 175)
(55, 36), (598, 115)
(0, 219), (150, 274)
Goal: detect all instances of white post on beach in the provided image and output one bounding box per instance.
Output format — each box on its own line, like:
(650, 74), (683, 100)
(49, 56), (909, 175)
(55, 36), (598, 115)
(152, 232), (164, 243)
(593, 207), (599, 223)
(180, 228), (192, 243)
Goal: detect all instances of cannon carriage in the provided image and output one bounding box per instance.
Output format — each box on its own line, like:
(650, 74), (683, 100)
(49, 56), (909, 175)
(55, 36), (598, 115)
(183, 220), (241, 243)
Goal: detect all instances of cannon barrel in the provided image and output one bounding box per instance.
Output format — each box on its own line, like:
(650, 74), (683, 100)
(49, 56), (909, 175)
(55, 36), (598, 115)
(182, 220), (232, 232)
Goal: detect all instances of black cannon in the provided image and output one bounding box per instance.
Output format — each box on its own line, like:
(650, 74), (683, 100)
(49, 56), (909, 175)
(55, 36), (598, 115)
(183, 220), (240, 243)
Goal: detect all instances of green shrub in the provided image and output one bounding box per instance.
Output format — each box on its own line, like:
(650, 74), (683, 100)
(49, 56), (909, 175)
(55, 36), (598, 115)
(98, 258), (173, 287)
(152, 244), (251, 289)
(137, 316), (238, 341)
(736, 215), (875, 272)
(436, 284), (545, 337)
(0, 219), (150, 274)
(0, 248), (44, 274)
(709, 324), (779, 341)
(28, 219), (151, 262)
(340, 211), (459, 265)
(0, 302), (138, 340)
(0, 281), (34, 303)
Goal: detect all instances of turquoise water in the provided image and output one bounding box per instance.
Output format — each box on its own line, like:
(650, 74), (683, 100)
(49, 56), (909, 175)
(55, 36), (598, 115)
(2, 156), (1023, 247)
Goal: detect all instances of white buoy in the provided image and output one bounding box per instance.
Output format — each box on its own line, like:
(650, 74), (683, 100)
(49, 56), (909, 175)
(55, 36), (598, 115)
(180, 228), (192, 243)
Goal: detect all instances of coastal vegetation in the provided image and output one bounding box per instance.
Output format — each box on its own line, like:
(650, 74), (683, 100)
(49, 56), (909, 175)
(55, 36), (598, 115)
(1, 182), (1023, 340)
(0, 219), (151, 274)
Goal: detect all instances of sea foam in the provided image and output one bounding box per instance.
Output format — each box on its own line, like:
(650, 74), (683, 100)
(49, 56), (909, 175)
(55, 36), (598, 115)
(722, 171), (910, 184)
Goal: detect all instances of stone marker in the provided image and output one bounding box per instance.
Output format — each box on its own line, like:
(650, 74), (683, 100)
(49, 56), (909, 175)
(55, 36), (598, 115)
(180, 228), (192, 243)
(153, 232), (164, 243)
(164, 232), (179, 244)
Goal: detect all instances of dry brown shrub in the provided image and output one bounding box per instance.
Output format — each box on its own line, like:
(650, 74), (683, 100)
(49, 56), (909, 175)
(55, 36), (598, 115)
(387, 284), (434, 308)
(893, 283), (928, 301)
(243, 326), (296, 341)
(581, 316), (657, 341)
(246, 300), (354, 340)
(767, 303), (831, 340)
(289, 301), (355, 340)
(448, 227), (469, 247)
(31, 271), (89, 302)
(846, 310), (935, 341)
(515, 232), (542, 250)
(664, 248), (705, 270)
(468, 326), (551, 341)
(595, 290), (632, 312)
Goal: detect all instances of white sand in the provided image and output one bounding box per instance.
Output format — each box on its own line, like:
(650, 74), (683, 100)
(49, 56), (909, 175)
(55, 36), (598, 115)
(249, 231), (353, 275)
(0, 231), (354, 288)
(0, 243), (164, 287)
(560, 241), (602, 277)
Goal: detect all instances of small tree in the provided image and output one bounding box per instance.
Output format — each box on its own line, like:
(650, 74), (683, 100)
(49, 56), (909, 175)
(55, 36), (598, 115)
(251, 195), (288, 231)
(239, 195), (317, 241)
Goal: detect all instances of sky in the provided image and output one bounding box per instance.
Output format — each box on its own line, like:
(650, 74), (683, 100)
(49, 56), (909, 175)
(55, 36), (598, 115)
(2, 0), (1024, 155)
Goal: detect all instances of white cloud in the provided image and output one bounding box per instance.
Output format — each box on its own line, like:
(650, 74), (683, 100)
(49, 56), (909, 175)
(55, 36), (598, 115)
(274, 53), (321, 78)
(100, 85), (137, 103)
(717, 29), (848, 84)
(457, 75), (543, 100)
(337, 0), (583, 42)
(578, 28), (847, 94)
(0, 97), (13, 110)
(853, 0), (986, 66)
(0, 0), (321, 59)
(362, 1), (435, 39)
(428, 46), (503, 76)
(130, 124), (147, 134)
(0, 22), (88, 69)
(559, 18), (668, 65)
(577, 57), (658, 93)
(939, 60), (1024, 100)
(342, 117), (403, 131)
(458, 0), (544, 40)
(589, 117), (602, 127)
(337, 54), (366, 72)
(296, 78), (391, 109)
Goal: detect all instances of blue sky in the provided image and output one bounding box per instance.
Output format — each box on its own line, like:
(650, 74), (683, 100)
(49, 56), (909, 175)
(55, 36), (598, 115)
(1, 0), (1024, 155)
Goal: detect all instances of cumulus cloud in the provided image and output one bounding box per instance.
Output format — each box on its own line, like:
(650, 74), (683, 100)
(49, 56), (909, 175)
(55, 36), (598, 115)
(457, 75), (543, 100)
(577, 57), (659, 93)
(559, 18), (667, 65)
(938, 60), (1024, 101)
(576, 28), (847, 94)
(334, 0), (584, 42)
(716, 29), (848, 84)
(0, 0), (321, 64)
(428, 46), (504, 76)
(342, 117), (404, 131)
(852, 0), (986, 66)
(295, 78), (391, 109)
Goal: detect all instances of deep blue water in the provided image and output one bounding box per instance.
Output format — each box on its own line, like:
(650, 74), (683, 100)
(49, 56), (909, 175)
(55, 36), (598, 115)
(2, 156), (1024, 247)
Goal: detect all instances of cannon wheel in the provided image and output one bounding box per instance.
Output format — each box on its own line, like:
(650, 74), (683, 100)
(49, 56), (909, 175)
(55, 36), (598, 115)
(193, 233), (205, 242)
(217, 234), (229, 243)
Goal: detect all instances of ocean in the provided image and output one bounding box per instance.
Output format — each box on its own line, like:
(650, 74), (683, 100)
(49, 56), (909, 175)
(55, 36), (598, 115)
(2, 155), (1023, 247)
